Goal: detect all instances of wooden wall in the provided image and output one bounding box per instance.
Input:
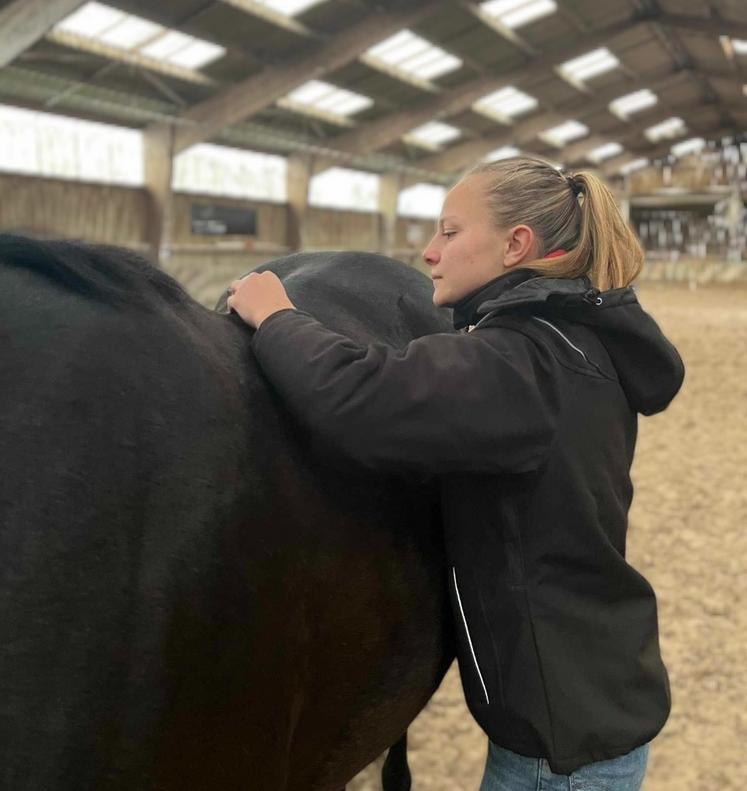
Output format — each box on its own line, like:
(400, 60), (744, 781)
(0, 173), (438, 306)
(0, 172), (148, 246)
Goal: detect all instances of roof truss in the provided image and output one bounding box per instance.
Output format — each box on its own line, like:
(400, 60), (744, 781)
(1, 0), (742, 186)
(0, 0), (86, 68)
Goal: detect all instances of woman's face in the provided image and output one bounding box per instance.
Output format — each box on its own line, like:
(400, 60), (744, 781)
(422, 175), (536, 307)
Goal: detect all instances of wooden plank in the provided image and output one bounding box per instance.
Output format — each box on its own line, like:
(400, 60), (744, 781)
(285, 154), (312, 251)
(330, 16), (642, 157)
(0, 0), (86, 67)
(143, 123), (177, 265)
(658, 12), (747, 40)
(418, 67), (689, 174)
(456, 0), (538, 57)
(378, 172), (403, 256)
(220, 0), (318, 39)
(46, 30), (215, 86)
(601, 124), (732, 177)
(167, 1), (444, 154)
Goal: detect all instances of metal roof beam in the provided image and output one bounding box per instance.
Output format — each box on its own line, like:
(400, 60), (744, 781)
(457, 0), (538, 57)
(220, 0), (319, 39)
(657, 12), (747, 40)
(418, 66), (686, 174)
(0, 0), (86, 68)
(330, 15), (642, 157)
(162, 0), (442, 154)
(45, 30), (216, 86)
(601, 124), (732, 176)
(561, 100), (706, 164)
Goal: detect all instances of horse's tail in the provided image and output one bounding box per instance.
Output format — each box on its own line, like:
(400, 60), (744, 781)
(381, 731), (411, 791)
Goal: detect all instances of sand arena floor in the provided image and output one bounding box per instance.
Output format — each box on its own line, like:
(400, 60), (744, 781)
(349, 282), (747, 791)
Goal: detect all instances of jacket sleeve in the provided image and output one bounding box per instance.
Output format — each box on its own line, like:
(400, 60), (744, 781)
(250, 308), (561, 476)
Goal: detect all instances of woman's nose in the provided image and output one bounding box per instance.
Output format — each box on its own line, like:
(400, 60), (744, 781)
(422, 242), (440, 266)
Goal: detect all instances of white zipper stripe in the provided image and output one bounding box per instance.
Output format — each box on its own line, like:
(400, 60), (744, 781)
(471, 309), (500, 331)
(533, 317), (588, 362)
(452, 567), (491, 705)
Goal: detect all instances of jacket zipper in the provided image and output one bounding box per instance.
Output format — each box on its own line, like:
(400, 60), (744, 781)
(452, 567), (491, 705)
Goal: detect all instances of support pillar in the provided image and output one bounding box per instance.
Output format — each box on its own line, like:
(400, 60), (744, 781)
(286, 154), (313, 251)
(143, 123), (176, 266)
(378, 172), (402, 257)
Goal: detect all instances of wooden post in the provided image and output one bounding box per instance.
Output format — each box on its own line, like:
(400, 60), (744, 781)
(378, 173), (402, 257)
(143, 123), (176, 266)
(286, 154), (312, 252)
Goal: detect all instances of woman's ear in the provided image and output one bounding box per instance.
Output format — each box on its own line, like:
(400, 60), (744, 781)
(503, 225), (537, 269)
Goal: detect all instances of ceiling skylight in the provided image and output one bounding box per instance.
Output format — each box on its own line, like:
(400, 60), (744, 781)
(98, 15), (160, 48)
(645, 117), (685, 142)
(609, 89), (658, 120)
(57, 2), (122, 37)
(251, 0), (327, 15)
(485, 146), (520, 161)
(365, 30), (462, 82)
(279, 80), (373, 122)
(55, 2), (225, 70)
(480, 0), (557, 29)
(404, 121), (461, 150)
(473, 86), (538, 123)
(558, 47), (620, 86)
(619, 158), (649, 175)
(586, 142), (623, 163)
(671, 137), (705, 158)
(540, 120), (589, 147)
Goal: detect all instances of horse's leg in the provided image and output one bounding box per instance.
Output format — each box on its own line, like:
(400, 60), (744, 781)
(381, 732), (411, 791)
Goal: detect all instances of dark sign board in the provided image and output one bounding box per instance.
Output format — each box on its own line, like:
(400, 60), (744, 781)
(191, 203), (257, 236)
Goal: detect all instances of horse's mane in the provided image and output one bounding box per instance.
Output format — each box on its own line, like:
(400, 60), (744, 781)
(0, 233), (192, 308)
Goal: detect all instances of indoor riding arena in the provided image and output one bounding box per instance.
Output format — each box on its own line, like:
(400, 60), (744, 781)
(0, 1), (745, 790)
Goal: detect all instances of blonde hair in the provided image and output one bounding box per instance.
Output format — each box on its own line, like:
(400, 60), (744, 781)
(467, 156), (643, 290)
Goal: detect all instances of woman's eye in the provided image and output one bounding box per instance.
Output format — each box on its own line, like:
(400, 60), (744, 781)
(443, 231), (456, 239)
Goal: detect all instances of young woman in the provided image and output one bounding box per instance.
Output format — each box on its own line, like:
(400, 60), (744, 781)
(226, 156), (684, 790)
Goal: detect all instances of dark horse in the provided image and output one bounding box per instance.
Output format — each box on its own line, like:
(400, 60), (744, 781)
(0, 235), (455, 791)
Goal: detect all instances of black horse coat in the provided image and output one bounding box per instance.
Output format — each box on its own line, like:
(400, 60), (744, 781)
(0, 238), (454, 791)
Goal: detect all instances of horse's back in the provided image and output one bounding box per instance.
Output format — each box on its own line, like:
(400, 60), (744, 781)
(0, 242), (454, 791)
(219, 250), (453, 344)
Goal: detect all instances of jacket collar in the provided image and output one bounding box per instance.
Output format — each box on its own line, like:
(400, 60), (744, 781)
(453, 269), (685, 417)
(451, 268), (542, 330)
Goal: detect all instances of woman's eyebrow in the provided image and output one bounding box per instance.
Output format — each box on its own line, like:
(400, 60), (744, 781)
(438, 215), (459, 229)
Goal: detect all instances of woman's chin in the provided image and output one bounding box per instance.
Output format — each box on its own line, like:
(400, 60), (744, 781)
(432, 284), (449, 307)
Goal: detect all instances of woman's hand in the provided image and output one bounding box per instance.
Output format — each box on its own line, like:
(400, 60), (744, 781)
(226, 271), (296, 329)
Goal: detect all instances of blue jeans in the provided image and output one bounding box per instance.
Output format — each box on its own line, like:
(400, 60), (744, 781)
(479, 741), (649, 791)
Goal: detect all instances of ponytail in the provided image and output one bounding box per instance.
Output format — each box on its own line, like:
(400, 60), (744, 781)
(467, 157), (643, 290)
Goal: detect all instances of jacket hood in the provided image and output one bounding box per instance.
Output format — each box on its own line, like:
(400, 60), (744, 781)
(451, 268), (685, 416)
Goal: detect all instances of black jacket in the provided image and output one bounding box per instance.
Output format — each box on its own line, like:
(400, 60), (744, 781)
(250, 267), (684, 774)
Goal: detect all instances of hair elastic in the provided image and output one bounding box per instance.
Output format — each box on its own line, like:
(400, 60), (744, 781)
(566, 175), (582, 197)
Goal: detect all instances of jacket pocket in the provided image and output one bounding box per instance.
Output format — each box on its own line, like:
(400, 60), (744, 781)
(451, 566), (492, 706)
